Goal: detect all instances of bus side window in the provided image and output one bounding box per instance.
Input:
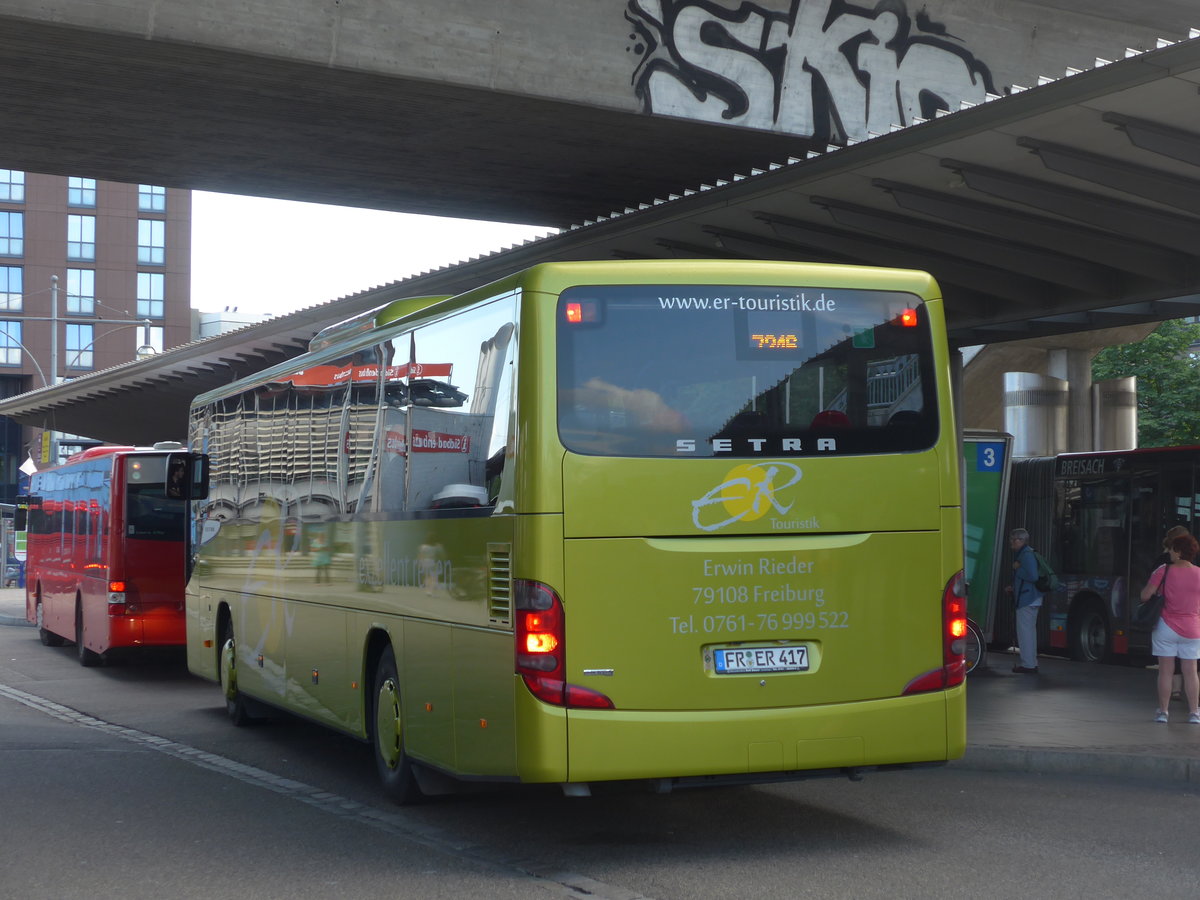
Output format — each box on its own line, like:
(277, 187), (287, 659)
(406, 300), (516, 514)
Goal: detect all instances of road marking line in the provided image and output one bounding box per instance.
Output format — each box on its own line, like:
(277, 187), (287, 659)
(0, 683), (650, 900)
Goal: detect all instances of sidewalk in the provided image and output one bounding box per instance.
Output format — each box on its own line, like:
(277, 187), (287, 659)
(2, 585), (1199, 785)
(962, 650), (1200, 784)
(0, 586), (28, 628)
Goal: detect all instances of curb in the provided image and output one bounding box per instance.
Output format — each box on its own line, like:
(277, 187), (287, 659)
(0, 613), (32, 627)
(951, 745), (1200, 785)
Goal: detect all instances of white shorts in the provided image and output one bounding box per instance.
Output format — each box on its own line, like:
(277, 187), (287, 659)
(1152, 619), (1200, 660)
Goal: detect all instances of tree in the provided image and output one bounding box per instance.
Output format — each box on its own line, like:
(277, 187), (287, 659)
(1091, 318), (1200, 447)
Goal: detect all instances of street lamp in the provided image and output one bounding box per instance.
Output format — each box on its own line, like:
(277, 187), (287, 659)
(40, 276), (163, 377)
(136, 320), (157, 359)
(63, 320), (159, 370)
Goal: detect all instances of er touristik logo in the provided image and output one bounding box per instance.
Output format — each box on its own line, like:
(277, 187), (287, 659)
(691, 463), (804, 533)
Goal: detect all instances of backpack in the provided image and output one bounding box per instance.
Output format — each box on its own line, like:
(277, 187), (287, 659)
(1033, 550), (1060, 593)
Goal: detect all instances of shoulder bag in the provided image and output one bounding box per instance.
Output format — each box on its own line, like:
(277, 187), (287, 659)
(1132, 566), (1169, 630)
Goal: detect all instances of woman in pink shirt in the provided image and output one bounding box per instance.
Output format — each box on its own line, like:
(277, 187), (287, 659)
(1140, 533), (1200, 724)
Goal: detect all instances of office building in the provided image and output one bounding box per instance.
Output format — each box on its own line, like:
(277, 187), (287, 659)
(0, 171), (191, 495)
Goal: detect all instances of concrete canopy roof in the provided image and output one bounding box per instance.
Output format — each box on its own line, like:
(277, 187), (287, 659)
(4, 35), (1200, 446)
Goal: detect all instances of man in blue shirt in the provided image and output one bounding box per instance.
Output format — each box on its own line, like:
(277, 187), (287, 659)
(1009, 528), (1043, 674)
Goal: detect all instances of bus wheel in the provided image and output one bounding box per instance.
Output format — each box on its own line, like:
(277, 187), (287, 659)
(372, 646), (422, 805)
(964, 619), (986, 675)
(219, 622), (257, 726)
(36, 597), (64, 647)
(75, 601), (102, 667)
(1070, 603), (1109, 663)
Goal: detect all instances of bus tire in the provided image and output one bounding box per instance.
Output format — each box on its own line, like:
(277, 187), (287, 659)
(75, 600), (102, 667)
(964, 618), (986, 675)
(1070, 602), (1109, 663)
(219, 621), (259, 726)
(372, 645), (422, 805)
(36, 595), (64, 647)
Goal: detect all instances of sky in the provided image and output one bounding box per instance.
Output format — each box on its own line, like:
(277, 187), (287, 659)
(189, 192), (555, 318)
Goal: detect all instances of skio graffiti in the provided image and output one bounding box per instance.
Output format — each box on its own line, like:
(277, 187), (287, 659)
(625, 0), (997, 144)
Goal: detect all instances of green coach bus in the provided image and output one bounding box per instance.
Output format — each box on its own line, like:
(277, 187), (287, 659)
(185, 259), (966, 802)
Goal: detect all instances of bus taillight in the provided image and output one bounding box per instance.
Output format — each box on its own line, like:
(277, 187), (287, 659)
(903, 571), (967, 694)
(108, 581), (127, 616)
(514, 579), (613, 710)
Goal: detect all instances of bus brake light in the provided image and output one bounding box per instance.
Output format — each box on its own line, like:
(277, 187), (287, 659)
(514, 579), (613, 709)
(107, 581), (128, 616)
(903, 570), (967, 695)
(524, 629), (558, 655)
(900, 308), (918, 327)
(565, 302), (584, 324)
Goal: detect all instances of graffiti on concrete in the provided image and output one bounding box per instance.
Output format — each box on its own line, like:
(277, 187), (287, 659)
(625, 0), (997, 143)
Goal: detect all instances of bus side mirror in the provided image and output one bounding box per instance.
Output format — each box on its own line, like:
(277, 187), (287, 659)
(166, 453), (211, 500)
(14, 495), (41, 533)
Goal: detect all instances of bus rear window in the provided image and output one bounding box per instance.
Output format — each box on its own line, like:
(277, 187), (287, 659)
(556, 284), (938, 458)
(125, 457), (185, 541)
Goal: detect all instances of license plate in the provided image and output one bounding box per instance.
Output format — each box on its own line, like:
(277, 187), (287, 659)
(713, 645), (809, 674)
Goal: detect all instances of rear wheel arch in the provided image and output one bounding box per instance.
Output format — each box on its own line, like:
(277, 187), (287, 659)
(362, 628), (394, 727)
(215, 603), (233, 673)
(370, 640), (422, 804)
(75, 593), (102, 667)
(216, 603), (261, 726)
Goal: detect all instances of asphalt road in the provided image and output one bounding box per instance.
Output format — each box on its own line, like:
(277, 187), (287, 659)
(3, 624), (1199, 899)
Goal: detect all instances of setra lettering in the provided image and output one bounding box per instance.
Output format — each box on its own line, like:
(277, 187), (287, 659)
(675, 437), (831, 454)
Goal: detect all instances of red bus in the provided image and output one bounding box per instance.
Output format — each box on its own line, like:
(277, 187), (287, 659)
(23, 442), (207, 665)
(1000, 446), (1200, 663)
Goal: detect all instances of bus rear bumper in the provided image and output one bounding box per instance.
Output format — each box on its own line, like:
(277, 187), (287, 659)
(552, 685), (965, 784)
(108, 611), (186, 648)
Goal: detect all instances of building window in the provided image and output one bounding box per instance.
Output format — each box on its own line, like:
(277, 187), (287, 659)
(138, 185), (166, 212)
(0, 171), (24, 203)
(135, 324), (164, 357)
(66, 323), (94, 369)
(0, 212), (24, 256)
(66, 268), (95, 314)
(0, 320), (21, 366)
(0, 266), (22, 311)
(137, 219), (165, 265)
(137, 272), (164, 318)
(67, 215), (95, 261)
(68, 177), (97, 207)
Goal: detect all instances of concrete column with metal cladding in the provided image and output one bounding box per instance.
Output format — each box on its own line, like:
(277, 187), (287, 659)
(1004, 371), (1068, 458)
(1047, 347), (1095, 452)
(1092, 376), (1137, 451)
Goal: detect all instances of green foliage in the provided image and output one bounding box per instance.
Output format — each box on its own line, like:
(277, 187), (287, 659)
(1092, 319), (1200, 447)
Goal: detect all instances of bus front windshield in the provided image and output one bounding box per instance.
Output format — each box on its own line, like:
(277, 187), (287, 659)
(556, 284), (939, 458)
(124, 457), (186, 541)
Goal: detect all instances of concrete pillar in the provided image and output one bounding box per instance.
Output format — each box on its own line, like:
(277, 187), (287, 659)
(1047, 347), (1094, 452)
(1092, 377), (1138, 450)
(1004, 372), (1068, 457)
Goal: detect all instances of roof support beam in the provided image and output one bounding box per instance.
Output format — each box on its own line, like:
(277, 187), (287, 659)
(810, 196), (1117, 296)
(873, 178), (1189, 283)
(941, 158), (1200, 255)
(757, 212), (1045, 313)
(1103, 113), (1200, 168)
(1017, 137), (1200, 215)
